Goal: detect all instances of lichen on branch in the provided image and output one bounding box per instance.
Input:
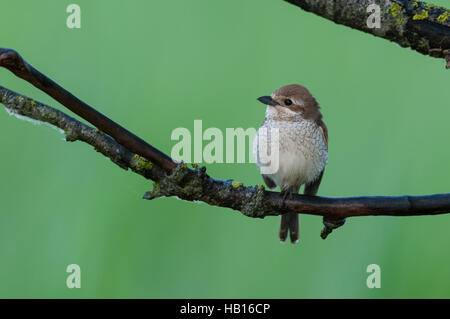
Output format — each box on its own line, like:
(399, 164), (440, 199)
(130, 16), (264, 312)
(0, 85), (165, 181)
(284, 0), (450, 67)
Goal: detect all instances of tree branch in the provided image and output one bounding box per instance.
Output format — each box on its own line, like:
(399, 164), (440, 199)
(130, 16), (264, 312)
(284, 0), (450, 68)
(1, 47), (449, 240)
(0, 48), (177, 173)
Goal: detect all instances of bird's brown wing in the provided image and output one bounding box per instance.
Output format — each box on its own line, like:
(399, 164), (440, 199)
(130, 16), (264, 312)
(317, 119), (328, 149)
(262, 174), (277, 189)
(304, 169), (324, 195)
(305, 120), (328, 195)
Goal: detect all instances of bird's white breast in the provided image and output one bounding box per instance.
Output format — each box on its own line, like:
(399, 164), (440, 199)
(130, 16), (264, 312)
(253, 118), (328, 191)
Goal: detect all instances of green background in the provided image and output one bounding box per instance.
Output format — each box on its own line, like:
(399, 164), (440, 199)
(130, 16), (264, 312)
(0, 0), (449, 298)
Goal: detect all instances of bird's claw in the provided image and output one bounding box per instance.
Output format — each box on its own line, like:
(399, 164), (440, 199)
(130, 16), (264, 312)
(280, 190), (293, 209)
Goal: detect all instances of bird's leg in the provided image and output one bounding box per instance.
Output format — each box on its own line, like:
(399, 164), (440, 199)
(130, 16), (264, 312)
(280, 189), (293, 208)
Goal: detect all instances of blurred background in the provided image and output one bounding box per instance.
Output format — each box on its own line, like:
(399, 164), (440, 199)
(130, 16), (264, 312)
(0, 0), (449, 298)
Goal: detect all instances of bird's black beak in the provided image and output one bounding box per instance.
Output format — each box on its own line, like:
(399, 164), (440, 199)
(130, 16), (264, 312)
(257, 96), (279, 106)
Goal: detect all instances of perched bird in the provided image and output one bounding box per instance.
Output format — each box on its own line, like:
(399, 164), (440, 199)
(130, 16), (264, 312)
(253, 84), (328, 243)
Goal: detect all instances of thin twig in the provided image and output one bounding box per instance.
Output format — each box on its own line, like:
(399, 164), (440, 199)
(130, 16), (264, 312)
(0, 48), (177, 173)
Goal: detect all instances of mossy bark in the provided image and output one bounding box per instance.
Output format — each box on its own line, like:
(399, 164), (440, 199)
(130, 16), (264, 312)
(285, 0), (450, 64)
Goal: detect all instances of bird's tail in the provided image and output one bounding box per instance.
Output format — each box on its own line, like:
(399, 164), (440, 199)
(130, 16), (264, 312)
(279, 212), (299, 244)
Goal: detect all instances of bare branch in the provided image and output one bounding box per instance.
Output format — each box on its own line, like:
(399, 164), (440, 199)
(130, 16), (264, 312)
(0, 85), (166, 182)
(284, 0), (450, 68)
(1, 47), (450, 239)
(0, 48), (177, 172)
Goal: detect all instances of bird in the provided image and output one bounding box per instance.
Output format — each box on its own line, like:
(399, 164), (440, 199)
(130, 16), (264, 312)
(252, 84), (328, 244)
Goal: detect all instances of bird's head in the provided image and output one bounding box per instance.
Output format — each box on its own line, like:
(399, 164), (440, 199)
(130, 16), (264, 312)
(257, 84), (322, 122)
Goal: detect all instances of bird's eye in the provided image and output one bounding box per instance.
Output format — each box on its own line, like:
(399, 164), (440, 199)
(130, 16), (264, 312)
(284, 99), (293, 106)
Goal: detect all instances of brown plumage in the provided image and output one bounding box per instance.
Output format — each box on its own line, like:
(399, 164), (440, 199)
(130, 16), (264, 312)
(253, 84), (328, 243)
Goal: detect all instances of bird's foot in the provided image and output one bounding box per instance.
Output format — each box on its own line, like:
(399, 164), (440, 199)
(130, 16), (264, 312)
(280, 190), (293, 208)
